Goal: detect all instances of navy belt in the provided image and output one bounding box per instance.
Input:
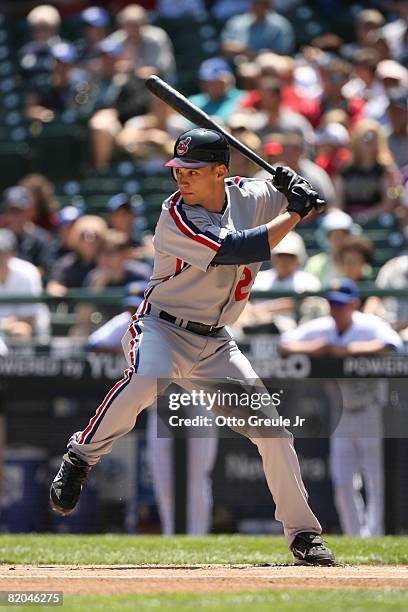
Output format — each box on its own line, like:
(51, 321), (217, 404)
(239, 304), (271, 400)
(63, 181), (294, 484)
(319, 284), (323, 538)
(159, 310), (223, 337)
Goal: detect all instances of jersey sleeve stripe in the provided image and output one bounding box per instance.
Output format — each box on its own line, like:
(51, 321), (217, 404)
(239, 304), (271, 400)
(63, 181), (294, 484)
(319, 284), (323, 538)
(169, 192), (221, 251)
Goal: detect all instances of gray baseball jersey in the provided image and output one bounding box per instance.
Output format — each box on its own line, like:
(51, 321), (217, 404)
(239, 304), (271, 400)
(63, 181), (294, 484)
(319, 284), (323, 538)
(148, 177), (286, 326)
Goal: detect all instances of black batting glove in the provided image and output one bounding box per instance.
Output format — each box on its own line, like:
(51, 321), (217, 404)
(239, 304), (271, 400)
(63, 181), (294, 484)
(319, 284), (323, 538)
(273, 165), (311, 197)
(286, 184), (327, 219)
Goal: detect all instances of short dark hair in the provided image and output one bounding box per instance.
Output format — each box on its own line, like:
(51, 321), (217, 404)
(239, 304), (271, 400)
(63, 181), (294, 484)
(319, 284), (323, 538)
(339, 235), (374, 264)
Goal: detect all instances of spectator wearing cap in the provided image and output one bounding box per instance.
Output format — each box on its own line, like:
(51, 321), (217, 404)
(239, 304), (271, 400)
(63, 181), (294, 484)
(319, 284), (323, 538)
(186, 59), (244, 125)
(0, 186), (53, 277)
(88, 36), (150, 172)
(305, 209), (360, 285)
(19, 173), (58, 233)
(24, 41), (84, 123)
(341, 9), (386, 61)
(54, 206), (83, 258)
(76, 6), (110, 64)
(335, 118), (402, 222)
(279, 278), (402, 537)
(235, 231), (321, 335)
(0, 228), (50, 340)
(256, 131), (335, 206)
(380, 0), (408, 68)
(248, 77), (315, 145)
(47, 215), (107, 297)
(107, 4), (176, 83)
(19, 4), (63, 87)
(107, 193), (146, 248)
(313, 122), (352, 179)
(221, 0), (295, 59)
(376, 60), (408, 92)
(385, 87), (408, 170)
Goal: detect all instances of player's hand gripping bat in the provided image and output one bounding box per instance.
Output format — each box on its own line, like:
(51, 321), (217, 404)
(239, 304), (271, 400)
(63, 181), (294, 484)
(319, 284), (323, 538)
(145, 74), (326, 213)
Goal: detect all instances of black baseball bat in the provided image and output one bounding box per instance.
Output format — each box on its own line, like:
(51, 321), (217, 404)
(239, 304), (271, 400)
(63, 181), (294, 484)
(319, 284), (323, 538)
(145, 75), (325, 212)
(145, 74), (277, 176)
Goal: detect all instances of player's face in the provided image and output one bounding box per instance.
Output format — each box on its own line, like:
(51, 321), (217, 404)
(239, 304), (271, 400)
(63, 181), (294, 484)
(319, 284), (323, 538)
(174, 164), (226, 205)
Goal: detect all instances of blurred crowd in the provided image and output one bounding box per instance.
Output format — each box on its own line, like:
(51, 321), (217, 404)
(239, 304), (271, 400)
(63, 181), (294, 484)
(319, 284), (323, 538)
(0, 0), (407, 348)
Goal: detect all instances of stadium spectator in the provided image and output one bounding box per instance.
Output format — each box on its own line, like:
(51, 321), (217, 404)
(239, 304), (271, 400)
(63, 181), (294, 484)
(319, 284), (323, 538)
(376, 59), (408, 92)
(221, 0), (295, 59)
(19, 174), (59, 233)
(84, 229), (151, 291)
(24, 42), (84, 123)
(0, 228), (50, 340)
(47, 215), (107, 296)
(343, 49), (389, 125)
(19, 4), (62, 87)
(187, 58), (245, 125)
(279, 279), (403, 537)
(239, 52), (321, 127)
(313, 122), (352, 179)
(76, 6), (111, 64)
(226, 121), (261, 177)
(316, 57), (365, 127)
(305, 209), (359, 285)
(106, 193), (146, 248)
(341, 9), (386, 61)
(54, 206), (83, 258)
(380, 0), (408, 68)
(385, 87), (408, 171)
(107, 4), (176, 82)
(236, 231), (321, 335)
(335, 119), (402, 222)
(338, 235), (375, 284)
(247, 77), (315, 145)
(0, 186), (53, 277)
(364, 225), (408, 337)
(88, 37), (150, 171)
(115, 94), (183, 170)
(256, 132), (336, 206)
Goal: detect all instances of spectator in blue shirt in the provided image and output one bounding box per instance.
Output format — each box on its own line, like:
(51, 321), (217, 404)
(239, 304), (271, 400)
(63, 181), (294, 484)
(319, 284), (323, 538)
(221, 0), (295, 59)
(187, 58), (244, 125)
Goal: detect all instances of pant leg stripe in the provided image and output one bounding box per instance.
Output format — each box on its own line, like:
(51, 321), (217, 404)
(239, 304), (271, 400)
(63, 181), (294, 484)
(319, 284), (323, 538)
(77, 316), (143, 445)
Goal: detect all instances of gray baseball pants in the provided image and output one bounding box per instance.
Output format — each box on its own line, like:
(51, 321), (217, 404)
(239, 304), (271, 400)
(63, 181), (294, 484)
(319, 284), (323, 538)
(67, 310), (321, 545)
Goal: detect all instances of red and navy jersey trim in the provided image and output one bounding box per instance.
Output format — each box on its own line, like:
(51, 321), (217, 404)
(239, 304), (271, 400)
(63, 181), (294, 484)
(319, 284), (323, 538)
(169, 192), (221, 252)
(73, 312), (146, 446)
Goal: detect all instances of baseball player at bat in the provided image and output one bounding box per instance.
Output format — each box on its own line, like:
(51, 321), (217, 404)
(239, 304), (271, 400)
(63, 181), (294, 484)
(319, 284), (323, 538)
(50, 127), (335, 565)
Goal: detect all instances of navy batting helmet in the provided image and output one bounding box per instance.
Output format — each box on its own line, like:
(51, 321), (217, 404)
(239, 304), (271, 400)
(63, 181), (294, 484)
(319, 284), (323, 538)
(164, 128), (230, 169)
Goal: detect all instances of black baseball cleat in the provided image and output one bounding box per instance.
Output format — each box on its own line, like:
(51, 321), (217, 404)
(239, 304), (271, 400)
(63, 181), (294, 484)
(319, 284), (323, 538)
(50, 452), (92, 516)
(290, 532), (335, 566)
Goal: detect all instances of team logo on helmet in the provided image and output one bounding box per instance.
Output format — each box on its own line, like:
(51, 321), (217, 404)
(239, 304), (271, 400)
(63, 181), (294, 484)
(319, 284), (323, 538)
(176, 136), (192, 156)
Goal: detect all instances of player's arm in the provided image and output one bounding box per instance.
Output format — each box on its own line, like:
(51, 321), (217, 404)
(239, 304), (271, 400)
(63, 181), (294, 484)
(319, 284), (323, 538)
(212, 179), (319, 265)
(279, 338), (332, 357)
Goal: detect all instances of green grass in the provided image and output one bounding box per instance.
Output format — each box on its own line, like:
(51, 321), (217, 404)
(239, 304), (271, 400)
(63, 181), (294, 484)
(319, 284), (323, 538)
(0, 534), (407, 565)
(24, 591), (408, 612)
